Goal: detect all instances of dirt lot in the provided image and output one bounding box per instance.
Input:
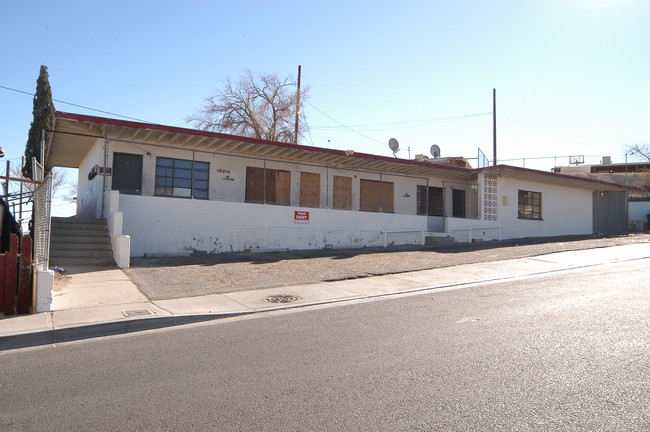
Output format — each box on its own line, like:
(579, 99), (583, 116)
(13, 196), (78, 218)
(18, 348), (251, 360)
(124, 234), (650, 301)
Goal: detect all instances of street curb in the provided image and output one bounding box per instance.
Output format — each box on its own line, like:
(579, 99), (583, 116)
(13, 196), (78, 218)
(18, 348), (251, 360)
(3, 251), (649, 352)
(0, 312), (250, 351)
(0, 266), (591, 351)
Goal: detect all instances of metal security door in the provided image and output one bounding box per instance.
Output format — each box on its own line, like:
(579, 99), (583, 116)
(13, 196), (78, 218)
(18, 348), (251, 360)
(112, 153), (143, 195)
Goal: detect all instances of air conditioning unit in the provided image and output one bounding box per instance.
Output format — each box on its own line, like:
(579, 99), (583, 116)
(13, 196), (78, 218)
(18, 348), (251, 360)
(415, 154), (429, 161)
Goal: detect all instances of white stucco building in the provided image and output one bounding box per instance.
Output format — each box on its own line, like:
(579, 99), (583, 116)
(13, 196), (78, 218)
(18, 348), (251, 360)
(48, 112), (634, 260)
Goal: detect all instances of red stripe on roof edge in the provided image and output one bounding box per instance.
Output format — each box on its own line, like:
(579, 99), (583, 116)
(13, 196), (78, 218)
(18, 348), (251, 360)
(54, 111), (638, 191)
(55, 111), (470, 174)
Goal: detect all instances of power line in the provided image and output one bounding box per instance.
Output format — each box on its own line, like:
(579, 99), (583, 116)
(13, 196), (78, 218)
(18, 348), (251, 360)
(305, 102), (384, 145)
(312, 112), (491, 132)
(499, 114), (589, 149)
(0, 85), (154, 123)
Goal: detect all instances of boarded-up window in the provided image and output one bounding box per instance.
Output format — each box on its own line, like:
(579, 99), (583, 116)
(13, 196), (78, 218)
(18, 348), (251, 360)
(245, 166), (290, 205)
(333, 176), (352, 210)
(360, 179), (394, 212)
(300, 172), (320, 208)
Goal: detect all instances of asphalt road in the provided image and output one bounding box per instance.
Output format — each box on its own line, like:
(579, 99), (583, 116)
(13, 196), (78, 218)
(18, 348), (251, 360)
(2, 258), (649, 431)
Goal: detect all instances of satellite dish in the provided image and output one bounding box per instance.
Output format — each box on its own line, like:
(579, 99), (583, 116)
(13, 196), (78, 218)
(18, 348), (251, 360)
(430, 144), (441, 158)
(388, 138), (400, 152)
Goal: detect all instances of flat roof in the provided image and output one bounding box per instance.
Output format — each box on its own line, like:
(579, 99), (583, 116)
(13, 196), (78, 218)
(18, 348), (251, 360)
(49, 112), (637, 192)
(49, 111), (474, 181)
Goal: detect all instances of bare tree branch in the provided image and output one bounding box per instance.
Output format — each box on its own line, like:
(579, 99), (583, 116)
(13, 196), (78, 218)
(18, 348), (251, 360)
(624, 142), (650, 162)
(187, 69), (309, 144)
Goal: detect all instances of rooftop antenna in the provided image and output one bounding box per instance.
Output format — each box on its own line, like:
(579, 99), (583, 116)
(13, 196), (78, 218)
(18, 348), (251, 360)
(388, 138), (400, 158)
(293, 65), (302, 145)
(493, 88), (497, 166)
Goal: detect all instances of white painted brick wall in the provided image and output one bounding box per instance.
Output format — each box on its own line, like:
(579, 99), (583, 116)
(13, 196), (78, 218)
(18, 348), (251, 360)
(120, 194), (427, 257)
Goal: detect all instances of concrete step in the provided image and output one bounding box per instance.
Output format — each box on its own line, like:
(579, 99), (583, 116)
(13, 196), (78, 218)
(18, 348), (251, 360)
(50, 235), (111, 245)
(51, 222), (110, 232)
(425, 235), (457, 246)
(50, 217), (115, 267)
(50, 257), (116, 267)
(50, 242), (113, 252)
(50, 249), (114, 259)
(51, 217), (107, 225)
(50, 228), (109, 238)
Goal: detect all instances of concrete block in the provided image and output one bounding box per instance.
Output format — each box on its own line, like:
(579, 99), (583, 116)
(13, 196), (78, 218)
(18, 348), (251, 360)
(35, 270), (54, 312)
(112, 235), (131, 269)
(108, 211), (123, 238)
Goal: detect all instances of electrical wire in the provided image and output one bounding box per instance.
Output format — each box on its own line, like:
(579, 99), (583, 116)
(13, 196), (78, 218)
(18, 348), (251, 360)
(0, 85), (154, 123)
(313, 112), (492, 132)
(305, 102), (385, 145)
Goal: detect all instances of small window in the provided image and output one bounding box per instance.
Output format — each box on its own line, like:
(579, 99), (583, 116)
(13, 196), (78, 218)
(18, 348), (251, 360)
(155, 157), (209, 199)
(518, 190), (542, 220)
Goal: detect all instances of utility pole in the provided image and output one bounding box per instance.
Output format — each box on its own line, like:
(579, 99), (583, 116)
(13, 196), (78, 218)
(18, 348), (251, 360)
(294, 65), (302, 145)
(493, 88), (497, 167)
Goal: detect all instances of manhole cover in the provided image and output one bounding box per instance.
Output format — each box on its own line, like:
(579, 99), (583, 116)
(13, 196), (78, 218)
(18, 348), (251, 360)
(265, 294), (301, 304)
(122, 309), (153, 317)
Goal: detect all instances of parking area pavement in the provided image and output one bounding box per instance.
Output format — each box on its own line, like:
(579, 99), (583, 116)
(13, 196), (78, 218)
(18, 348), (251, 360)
(124, 234), (650, 301)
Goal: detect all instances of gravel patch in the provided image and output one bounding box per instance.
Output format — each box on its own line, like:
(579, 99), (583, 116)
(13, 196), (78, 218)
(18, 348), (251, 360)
(124, 234), (650, 301)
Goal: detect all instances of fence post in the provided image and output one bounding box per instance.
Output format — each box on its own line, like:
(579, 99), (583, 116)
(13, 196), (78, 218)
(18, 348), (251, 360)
(17, 235), (33, 314)
(0, 251), (5, 315)
(1, 234), (18, 316)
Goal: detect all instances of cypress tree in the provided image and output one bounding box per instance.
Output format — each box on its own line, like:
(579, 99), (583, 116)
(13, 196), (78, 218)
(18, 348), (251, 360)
(23, 65), (55, 179)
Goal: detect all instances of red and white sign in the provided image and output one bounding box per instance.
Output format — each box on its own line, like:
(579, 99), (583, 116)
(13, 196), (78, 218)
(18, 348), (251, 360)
(294, 211), (310, 224)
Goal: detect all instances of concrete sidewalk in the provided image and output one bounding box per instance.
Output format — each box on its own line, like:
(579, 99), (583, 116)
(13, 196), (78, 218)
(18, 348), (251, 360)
(1, 242), (649, 351)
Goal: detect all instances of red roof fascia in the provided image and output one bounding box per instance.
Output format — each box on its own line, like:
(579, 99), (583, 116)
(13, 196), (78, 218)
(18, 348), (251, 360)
(55, 111), (471, 174)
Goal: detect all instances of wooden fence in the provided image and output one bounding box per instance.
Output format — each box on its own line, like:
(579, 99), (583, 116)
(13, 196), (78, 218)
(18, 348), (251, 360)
(0, 234), (33, 316)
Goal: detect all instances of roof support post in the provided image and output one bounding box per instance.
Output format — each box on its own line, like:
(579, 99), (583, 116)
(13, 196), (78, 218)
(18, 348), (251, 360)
(263, 159), (267, 204)
(101, 137), (108, 218)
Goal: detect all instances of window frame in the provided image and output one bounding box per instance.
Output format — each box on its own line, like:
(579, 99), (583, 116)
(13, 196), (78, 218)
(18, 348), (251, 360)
(155, 157), (209, 200)
(518, 190), (542, 220)
(359, 179), (394, 213)
(244, 166), (291, 206)
(417, 185), (444, 216)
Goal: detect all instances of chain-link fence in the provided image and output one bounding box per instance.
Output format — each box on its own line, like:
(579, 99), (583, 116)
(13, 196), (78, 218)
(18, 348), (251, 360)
(32, 167), (52, 271)
(103, 138), (434, 216)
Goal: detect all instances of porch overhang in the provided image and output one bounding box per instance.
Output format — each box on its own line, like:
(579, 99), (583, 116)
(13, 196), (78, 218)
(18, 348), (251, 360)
(47, 112), (638, 193)
(48, 112), (475, 181)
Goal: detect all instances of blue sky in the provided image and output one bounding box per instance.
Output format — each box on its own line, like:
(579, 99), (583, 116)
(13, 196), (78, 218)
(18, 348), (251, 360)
(1, 1), (649, 215)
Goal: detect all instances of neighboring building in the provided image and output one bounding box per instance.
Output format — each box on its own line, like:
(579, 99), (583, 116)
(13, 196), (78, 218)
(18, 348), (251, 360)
(47, 112), (636, 260)
(554, 161), (650, 232)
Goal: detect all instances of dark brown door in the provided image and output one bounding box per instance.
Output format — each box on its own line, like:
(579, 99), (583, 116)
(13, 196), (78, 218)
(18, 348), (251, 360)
(112, 153), (143, 195)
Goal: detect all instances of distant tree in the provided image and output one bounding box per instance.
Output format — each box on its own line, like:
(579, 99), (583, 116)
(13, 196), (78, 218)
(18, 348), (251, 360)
(10, 164), (66, 197)
(23, 65), (56, 179)
(624, 142), (650, 162)
(187, 69), (309, 144)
